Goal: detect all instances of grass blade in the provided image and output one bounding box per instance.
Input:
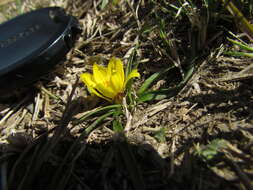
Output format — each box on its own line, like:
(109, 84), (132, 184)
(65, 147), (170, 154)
(227, 38), (253, 52)
(222, 0), (253, 38)
(138, 65), (194, 102)
(74, 104), (121, 124)
(224, 51), (253, 58)
(49, 111), (115, 190)
(137, 66), (175, 96)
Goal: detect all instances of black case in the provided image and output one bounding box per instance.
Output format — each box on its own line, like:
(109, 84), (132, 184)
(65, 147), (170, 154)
(0, 7), (81, 98)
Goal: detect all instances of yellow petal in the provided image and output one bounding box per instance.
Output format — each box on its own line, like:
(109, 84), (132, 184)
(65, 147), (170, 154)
(80, 73), (96, 91)
(93, 63), (108, 85)
(95, 83), (117, 100)
(108, 57), (124, 92)
(91, 88), (111, 102)
(80, 73), (111, 102)
(124, 69), (140, 87)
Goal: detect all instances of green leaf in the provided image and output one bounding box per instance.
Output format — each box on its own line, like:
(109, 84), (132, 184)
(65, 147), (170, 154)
(137, 72), (161, 95)
(223, 0), (253, 39)
(194, 139), (227, 161)
(137, 66), (175, 95)
(113, 120), (124, 132)
(227, 38), (253, 52)
(202, 149), (218, 160)
(137, 88), (179, 102)
(138, 65), (194, 102)
(154, 128), (166, 143)
(224, 51), (253, 58)
(74, 104), (121, 125)
(100, 0), (109, 9)
(84, 111), (115, 135)
(112, 0), (120, 6)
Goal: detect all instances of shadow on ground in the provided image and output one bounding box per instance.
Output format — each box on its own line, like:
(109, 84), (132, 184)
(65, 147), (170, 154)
(0, 74), (251, 190)
(0, 129), (239, 190)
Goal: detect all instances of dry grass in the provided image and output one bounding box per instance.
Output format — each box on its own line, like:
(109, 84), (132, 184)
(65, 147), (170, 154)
(0, 0), (253, 190)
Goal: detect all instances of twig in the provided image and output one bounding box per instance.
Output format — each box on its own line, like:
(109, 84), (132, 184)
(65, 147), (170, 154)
(123, 97), (133, 132)
(0, 95), (29, 126)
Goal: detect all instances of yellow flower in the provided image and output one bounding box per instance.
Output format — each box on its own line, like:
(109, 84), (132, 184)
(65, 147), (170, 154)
(80, 57), (140, 103)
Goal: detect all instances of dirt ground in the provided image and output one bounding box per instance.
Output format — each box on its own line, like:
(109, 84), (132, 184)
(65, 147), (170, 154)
(0, 0), (252, 190)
